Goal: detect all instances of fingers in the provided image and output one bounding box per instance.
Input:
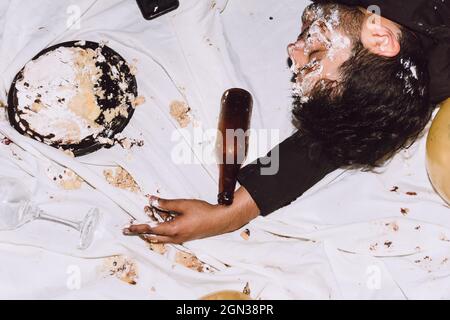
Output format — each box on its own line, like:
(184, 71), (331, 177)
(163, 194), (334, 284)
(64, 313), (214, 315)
(149, 222), (177, 236)
(123, 224), (152, 234)
(123, 224), (180, 244)
(140, 234), (178, 244)
(123, 221), (177, 237)
(144, 206), (159, 222)
(148, 195), (186, 213)
(144, 206), (174, 222)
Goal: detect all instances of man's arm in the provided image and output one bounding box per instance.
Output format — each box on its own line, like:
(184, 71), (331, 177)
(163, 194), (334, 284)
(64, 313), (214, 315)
(123, 187), (259, 244)
(124, 132), (338, 243)
(237, 132), (338, 215)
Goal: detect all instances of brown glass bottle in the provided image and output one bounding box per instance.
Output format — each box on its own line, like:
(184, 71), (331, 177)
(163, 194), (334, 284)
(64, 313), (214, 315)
(217, 88), (253, 205)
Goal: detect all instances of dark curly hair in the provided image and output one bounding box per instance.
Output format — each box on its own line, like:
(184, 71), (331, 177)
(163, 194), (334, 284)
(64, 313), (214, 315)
(293, 22), (433, 168)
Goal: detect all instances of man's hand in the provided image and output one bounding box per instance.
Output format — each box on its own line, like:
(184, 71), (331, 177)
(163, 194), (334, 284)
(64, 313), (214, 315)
(122, 187), (260, 244)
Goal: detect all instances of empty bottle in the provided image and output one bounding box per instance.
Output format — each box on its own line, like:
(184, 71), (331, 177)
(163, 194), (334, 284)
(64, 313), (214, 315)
(217, 88), (253, 205)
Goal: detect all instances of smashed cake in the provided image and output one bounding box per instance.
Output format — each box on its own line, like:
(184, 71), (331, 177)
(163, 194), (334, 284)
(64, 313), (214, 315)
(8, 41), (139, 156)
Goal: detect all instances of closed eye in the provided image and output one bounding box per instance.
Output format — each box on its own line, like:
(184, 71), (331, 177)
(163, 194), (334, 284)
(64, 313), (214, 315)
(309, 50), (324, 61)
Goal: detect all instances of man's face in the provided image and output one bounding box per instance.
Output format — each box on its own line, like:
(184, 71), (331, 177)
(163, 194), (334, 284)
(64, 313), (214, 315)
(287, 4), (356, 101)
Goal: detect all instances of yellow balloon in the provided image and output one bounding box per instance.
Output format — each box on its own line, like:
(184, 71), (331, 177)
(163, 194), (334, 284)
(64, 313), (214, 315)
(426, 98), (450, 205)
(200, 290), (252, 300)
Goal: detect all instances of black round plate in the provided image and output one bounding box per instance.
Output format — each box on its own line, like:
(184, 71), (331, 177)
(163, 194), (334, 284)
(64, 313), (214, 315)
(7, 40), (138, 157)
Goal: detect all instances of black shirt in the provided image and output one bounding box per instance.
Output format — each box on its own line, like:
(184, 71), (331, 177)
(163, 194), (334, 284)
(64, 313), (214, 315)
(238, 0), (450, 216)
(238, 133), (337, 215)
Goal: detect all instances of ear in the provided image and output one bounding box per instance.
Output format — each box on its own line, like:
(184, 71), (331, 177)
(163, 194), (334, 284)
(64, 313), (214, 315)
(361, 21), (401, 57)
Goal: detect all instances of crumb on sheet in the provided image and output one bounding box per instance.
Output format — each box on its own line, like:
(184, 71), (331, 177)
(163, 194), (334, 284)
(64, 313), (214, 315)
(149, 243), (167, 255)
(47, 166), (83, 190)
(1, 137), (12, 145)
(170, 100), (191, 128)
(243, 282), (251, 296)
(132, 96), (146, 108)
(175, 251), (205, 272)
(240, 229), (250, 240)
(385, 222), (399, 232)
(102, 256), (138, 285)
(58, 147), (75, 157)
(103, 167), (140, 193)
(59, 169), (83, 190)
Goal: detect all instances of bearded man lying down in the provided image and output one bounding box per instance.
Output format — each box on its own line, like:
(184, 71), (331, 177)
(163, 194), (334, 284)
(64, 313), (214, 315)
(124, 0), (450, 244)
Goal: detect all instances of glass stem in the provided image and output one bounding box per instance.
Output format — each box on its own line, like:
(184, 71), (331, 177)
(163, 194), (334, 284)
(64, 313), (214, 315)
(36, 210), (82, 231)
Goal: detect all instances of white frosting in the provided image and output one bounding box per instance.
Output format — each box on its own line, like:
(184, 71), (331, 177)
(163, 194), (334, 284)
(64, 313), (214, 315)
(292, 6), (351, 101)
(16, 47), (105, 144)
(397, 58), (420, 96)
(292, 59), (323, 103)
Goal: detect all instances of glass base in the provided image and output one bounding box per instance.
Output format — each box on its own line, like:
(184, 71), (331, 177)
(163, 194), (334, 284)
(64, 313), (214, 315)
(79, 208), (100, 250)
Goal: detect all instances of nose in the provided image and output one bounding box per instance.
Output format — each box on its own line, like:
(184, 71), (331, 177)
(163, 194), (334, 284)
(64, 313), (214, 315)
(287, 41), (306, 68)
(287, 43), (296, 57)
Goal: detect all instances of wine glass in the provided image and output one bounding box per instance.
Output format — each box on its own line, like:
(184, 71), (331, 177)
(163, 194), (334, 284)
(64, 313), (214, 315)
(0, 176), (100, 249)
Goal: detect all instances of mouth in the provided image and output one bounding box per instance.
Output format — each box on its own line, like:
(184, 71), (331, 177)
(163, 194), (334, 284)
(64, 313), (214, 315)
(289, 58), (299, 74)
(292, 58), (323, 102)
(296, 58), (321, 79)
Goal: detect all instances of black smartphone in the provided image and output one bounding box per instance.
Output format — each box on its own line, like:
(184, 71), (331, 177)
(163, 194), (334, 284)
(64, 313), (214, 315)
(136, 0), (180, 20)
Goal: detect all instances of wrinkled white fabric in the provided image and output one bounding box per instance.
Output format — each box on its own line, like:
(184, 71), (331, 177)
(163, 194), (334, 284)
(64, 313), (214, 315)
(0, 0), (449, 300)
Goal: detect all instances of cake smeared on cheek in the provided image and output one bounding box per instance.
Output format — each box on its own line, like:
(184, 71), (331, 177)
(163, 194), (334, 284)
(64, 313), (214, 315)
(291, 4), (353, 102)
(292, 59), (324, 103)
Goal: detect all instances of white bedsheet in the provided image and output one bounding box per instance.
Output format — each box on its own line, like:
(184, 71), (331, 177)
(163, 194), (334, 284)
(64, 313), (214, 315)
(0, 0), (449, 300)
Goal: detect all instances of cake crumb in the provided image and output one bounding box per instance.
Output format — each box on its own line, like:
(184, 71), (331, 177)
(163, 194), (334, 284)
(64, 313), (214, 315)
(103, 105), (129, 122)
(103, 167), (140, 193)
(128, 59), (138, 75)
(132, 96), (145, 108)
(59, 169), (83, 190)
(61, 148), (75, 157)
(129, 64), (137, 76)
(101, 256), (138, 285)
(170, 100), (191, 128)
(243, 282), (251, 296)
(240, 229), (250, 240)
(175, 251), (204, 272)
(149, 243), (167, 255)
(47, 166), (83, 190)
(385, 222), (399, 232)
(1, 137), (12, 145)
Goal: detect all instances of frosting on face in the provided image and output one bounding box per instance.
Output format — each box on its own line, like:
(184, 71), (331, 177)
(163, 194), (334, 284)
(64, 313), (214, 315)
(290, 5), (353, 102)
